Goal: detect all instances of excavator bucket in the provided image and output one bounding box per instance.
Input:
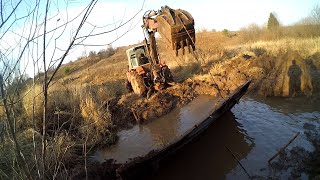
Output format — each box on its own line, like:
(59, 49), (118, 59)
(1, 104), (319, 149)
(155, 6), (195, 56)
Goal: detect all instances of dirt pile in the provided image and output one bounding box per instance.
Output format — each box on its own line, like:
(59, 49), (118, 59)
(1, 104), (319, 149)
(109, 80), (224, 125)
(202, 50), (320, 97)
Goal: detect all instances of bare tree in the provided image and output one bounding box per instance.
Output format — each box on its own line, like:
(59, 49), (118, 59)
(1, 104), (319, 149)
(0, 0), (146, 178)
(311, 4), (320, 24)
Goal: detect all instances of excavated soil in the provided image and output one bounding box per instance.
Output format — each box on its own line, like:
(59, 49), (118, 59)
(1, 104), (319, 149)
(109, 80), (223, 126)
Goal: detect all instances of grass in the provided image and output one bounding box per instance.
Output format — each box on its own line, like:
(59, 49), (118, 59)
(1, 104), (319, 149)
(228, 36), (320, 58)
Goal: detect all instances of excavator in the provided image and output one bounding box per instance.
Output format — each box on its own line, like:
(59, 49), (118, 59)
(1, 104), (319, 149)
(126, 6), (195, 97)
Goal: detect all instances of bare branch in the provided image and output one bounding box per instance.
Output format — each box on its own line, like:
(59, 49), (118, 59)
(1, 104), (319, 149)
(77, 14), (140, 46)
(47, 0), (99, 86)
(0, 74), (31, 179)
(75, 0), (145, 40)
(0, 0), (22, 29)
(41, 0), (50, 177)
(0, 0), (3, 23)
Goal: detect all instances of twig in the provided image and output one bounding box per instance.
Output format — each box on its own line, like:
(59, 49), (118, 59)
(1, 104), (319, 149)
(225, 145), (251, 179)
(0, 74), (31, 179)
(131, 108), (141, 123)
(268, 132), (300, 164)
(41, 0), (50, 178)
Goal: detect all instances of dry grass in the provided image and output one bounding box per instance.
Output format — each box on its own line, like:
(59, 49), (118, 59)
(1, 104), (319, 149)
(236, 36), (320, 58)
(80, 90), (112, 135)
(22, 83), (81, 130)
(3, 81), (120, 178)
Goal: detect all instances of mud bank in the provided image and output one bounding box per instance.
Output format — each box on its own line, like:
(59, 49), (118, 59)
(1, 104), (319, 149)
(196, 50), (320, 98)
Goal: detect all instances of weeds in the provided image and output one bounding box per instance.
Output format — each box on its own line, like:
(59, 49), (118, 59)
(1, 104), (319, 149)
(252, 47), (267, 57)
(64, 67), (71, 75)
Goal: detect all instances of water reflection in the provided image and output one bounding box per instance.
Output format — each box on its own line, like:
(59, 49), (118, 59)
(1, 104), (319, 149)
(93, 95), (222, 163)
(228, 98), (318, 179)
(137, 108), (180, 147)
(148, 111), (253, 180)
(252, 95), (320, 114)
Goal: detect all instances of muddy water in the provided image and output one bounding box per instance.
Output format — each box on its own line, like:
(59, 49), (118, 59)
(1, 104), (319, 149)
(148, 96), (320, 179)
(93, 94), (319, 179)
(93, 95), (225, 164)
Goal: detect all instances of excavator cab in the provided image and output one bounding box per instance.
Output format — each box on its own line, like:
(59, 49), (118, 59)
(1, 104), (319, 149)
(126, 45), (150, 70)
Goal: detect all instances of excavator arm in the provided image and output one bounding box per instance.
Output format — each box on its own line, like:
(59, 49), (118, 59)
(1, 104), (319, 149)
(142, 6), (196, 57)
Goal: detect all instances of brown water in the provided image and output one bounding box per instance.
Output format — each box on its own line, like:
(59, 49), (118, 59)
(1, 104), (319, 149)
(93, 95), (320, 179)
(149, 96), (320, 179)
(93, 95), (224, 163)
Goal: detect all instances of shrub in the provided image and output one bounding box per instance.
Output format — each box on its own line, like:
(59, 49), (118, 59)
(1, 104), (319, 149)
(241, 23), (264, 42)
(252, 47), (267, 57)
(222, 29), (229, 37)
(97, 45), (115, 60)
(64, 67), (71, 75)
(22, 84), (81, 131)
(79, 87), (113, 144)
(268, 13), (280, 30)
(88, 51), (97, 58)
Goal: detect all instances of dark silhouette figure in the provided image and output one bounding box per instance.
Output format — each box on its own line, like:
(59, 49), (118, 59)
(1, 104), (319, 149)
(287, 60), (302, 97)
(139, 53), (149, 65)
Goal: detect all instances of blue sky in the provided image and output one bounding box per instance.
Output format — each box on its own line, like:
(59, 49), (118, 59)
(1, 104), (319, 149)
(0, 0), (319, 77)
